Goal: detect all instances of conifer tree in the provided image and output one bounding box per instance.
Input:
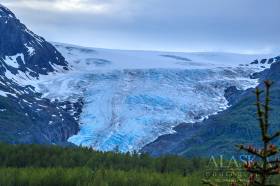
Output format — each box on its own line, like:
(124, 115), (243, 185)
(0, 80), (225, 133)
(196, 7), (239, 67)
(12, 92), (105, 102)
(236, 80), (280, 186)
(203, 80), (280, 186)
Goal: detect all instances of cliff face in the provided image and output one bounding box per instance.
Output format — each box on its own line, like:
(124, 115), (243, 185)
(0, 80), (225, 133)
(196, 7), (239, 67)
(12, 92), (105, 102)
(0, 4), (81, 145)
(142, 56), (280, 157)
(0, 4), (68, 76)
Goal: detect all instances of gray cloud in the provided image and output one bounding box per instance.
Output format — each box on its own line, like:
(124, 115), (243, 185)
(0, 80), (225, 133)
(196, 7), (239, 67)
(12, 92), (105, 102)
(2, 0), (280, 54)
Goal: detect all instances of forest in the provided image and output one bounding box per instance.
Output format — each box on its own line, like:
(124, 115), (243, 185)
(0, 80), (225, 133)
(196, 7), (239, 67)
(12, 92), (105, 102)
(1, 82), (280, 186)
(0, 143), (208, 186)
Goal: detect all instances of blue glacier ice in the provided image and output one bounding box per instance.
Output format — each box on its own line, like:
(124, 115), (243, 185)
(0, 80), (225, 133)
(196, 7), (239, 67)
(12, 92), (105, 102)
(29, 43), (273, 152)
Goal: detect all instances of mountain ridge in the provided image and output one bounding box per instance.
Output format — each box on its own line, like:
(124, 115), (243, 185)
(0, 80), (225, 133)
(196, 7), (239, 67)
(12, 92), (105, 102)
(1, 4), (279, 156)
(0, 4), (80, 145)
(0, 5), (68, 78)
(141, 56), (280, 157)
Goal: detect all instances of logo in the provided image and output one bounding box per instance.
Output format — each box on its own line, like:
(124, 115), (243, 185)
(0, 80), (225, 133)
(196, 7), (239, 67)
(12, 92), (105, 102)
(203, 154), (255, 184)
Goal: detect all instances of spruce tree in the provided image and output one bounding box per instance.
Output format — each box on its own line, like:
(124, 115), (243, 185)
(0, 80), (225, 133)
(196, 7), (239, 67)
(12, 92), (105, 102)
(236, 80), (280, 186)
(203, 80), (280, 186)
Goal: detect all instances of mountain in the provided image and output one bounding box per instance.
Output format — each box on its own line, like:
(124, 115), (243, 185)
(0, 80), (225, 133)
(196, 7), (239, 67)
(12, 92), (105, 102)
(1, 4), (279, 155)
(0, 4), (68, 77)
(0, 4), (81, 144)
(27, 42), (276, 152)
(142, 56), (280, 157)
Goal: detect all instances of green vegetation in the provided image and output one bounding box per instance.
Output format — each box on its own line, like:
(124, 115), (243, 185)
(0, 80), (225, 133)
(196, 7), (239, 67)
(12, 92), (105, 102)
(0, 143), (207, 186)
(2, 141), (278, 185)
(237, 81), (280, 185)
(0, 168), (193, 186)
(175, 85), (280, 157)
(203, 82), (280, 186)
(2, 81), (280, 185)
(0, 143), (206, 172)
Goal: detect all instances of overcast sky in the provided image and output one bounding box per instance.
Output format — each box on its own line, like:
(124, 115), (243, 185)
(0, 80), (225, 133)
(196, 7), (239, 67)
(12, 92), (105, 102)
(2, 0), (280, 54)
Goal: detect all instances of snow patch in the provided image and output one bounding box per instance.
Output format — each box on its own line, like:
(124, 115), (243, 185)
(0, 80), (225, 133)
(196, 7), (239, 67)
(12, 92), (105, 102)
(4, 53), (24, 68)
(0, 90), (8, 97)
(24, 44), (35, 56)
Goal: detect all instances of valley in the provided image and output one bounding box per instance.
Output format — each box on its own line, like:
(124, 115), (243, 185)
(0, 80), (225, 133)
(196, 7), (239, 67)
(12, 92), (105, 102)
(26, 43), (276, 152)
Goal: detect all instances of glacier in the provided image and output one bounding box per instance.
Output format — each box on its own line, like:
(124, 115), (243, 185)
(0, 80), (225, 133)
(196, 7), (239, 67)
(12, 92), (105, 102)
(28, 43), (274, 152)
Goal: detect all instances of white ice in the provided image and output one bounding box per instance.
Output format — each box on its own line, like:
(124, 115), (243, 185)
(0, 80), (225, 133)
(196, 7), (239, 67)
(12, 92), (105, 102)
(23, 43), (275, 152)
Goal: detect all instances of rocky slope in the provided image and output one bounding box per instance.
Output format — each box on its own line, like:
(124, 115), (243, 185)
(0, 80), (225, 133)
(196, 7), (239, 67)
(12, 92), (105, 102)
(142, 56), (280, 157)
(0, 4), (68, 77)
(1, 3), (279, 154)
(0, 4), (81, 144)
